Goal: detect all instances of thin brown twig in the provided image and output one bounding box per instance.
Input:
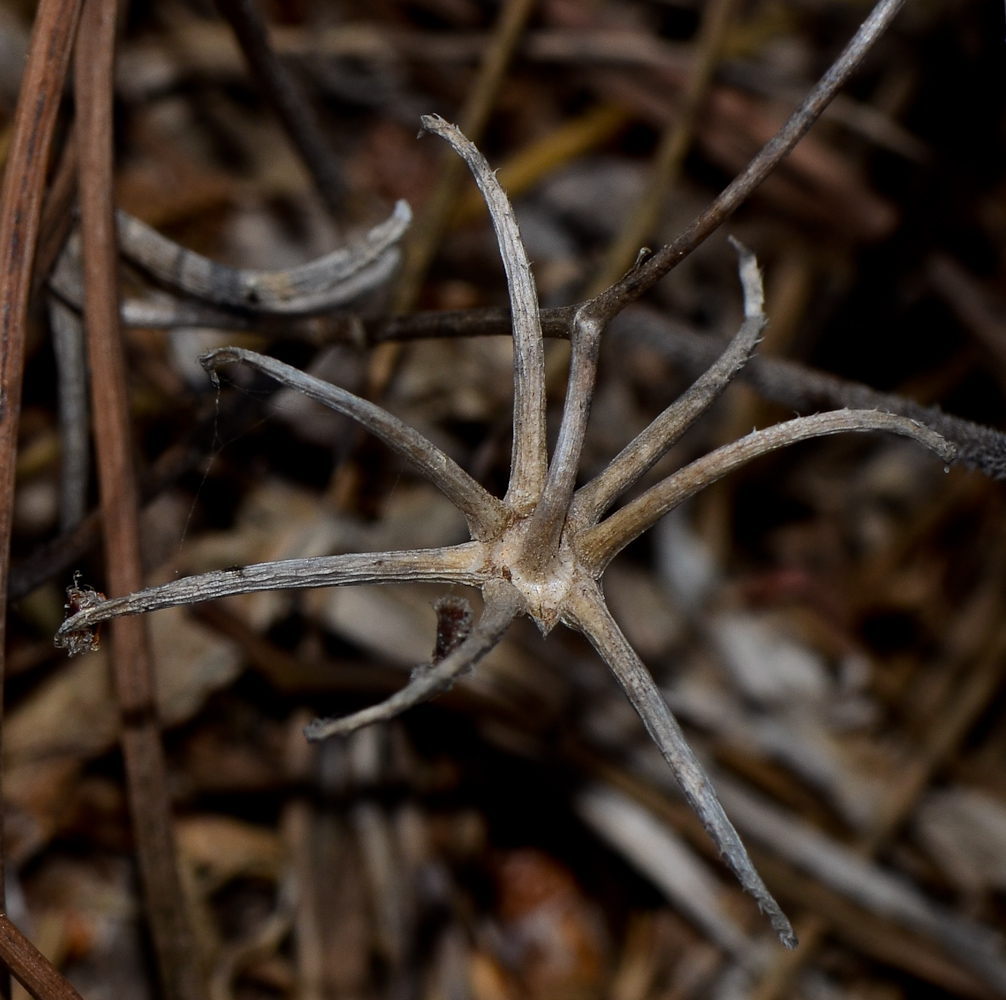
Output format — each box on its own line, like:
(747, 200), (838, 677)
(212, 0), (345, 216)
(0, 917), (82, 1000)
(74, 1), (207, 999)
(0, 0), (85, 967)
(579, 0), (909, 329)
(589, 0), (740, 294)
(364, 304), (1006, 479)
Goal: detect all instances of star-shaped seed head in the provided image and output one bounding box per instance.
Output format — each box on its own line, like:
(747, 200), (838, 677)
(56, 116), (955, 949)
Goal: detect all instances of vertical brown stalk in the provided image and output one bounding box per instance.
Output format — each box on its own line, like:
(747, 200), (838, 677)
(0, 0), (84, 987)
(74, 2), (207, 1000)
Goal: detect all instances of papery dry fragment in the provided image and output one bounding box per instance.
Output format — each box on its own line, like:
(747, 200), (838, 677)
(53, 574), (105, 656)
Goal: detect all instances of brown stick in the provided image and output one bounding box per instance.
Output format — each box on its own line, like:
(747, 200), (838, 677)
(580, 0), (909, 328)
(33, 130), (79, 300)
(74, 2), (207, 1000)
(211, 0), (344, 216)
(0, 0), (84, 983)
(0, 917), (82, 1000)
(589, 0), (739, 294)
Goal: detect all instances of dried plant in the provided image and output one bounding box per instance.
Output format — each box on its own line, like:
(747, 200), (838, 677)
(56, 115), (955, 948)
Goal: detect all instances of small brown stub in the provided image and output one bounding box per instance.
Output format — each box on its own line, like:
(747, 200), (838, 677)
(54, 573), (106, 656)
(432, 595), (473, 664)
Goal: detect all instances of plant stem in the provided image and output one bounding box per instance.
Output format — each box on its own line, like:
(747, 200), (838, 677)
(581, 0), (909, 328)
(76, 1), (207, 997)
(0, 0), (84, 975)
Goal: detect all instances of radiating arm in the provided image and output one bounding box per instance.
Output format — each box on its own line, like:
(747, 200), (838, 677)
(580, 409), (955, 571)
(421, 115), (548, 512)
(520, 309), (603, 571)
(304, 577), (524, 740)
(203, 347), (508, 539)
(56, 543), (487, 647)
(565, 581), (797, 949)
(574, 239), (765, 524)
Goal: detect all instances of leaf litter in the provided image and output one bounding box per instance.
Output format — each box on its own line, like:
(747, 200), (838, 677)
(3, 0), (1006, 998)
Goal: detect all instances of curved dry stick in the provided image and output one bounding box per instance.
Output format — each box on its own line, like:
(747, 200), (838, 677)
(116, 200), (410, 315)
(49, 259), (272, 333)
(421, 115), (547, 513)
(203, 347), (508, 539)
(304, 577), (524, 740)
(565, 582), (797, 949)
(581, 0), (909, 329)
(574, 239), (765, 524)
(581, 409), (956, 571)
(56, 543), (487, 642)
